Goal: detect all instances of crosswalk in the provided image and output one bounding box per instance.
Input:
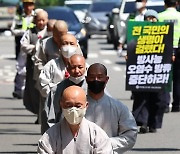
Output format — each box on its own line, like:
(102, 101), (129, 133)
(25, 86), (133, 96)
(88, 49), (126, 72)
(0, 65), (16, 84)
(0, 47), (126, 84)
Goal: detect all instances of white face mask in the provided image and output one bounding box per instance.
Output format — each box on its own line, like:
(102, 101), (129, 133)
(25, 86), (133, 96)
(62, 107), (86, 125)
(69, 74), (85, 84)
(136, 2), (144, 10)
(61, 45), (77, 58)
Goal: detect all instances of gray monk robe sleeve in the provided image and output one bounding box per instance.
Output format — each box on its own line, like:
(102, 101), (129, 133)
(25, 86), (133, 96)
(86, 94), (138, 154)
(37, 118), (113, 154)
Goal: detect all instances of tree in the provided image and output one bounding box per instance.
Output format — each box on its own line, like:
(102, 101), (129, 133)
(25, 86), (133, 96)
(36, 0), (65, 7)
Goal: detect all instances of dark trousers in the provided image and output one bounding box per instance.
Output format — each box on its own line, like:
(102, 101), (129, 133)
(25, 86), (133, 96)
(132, 91), (166, 129)
(15, 36), (22, 60)
(23, 55), (40, 114)
(172, 48), (180, 109)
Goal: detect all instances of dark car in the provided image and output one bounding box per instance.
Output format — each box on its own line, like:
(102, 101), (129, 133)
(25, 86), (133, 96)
(45, 6), (88, 59)
(83, 1), (118, 37)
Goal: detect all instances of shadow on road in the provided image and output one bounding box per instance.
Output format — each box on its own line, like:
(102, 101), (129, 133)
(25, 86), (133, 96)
(14, 143), (37, 146)
(0, 97), (15, 100)
(0, 122), (37, 125)
(115, 61), (126, 65)
(0, 132), (40, 135)
(100, 47), (114, 50)
(132, 148), (180, 152)
(0, 152), (36, 153)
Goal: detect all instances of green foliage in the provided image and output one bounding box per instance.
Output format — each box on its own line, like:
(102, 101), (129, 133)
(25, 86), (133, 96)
(36, 0), (65, 7)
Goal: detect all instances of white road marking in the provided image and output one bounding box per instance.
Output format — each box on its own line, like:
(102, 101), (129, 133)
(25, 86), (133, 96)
(7, 72), (16, 76)
(5, 78), (14, 82)
(4, 65), (12, 69)
(103, 59), (112, 64)
(100, 50), (117, 55)
(88, 53), (98, 58)
(113, 66), (122, 71)
(0, 54), (15, 60)
(0, 64), (16, 84)
(90, 35), (107, 39)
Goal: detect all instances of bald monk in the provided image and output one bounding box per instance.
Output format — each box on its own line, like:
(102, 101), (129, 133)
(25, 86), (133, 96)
(20, 8), (49, 116)
(39, 33), (83, 97)
(85, 63), (138, 154)
(47, 19), (57, 36)
(41, 54), (87, 133)
(37, 86), (113, 154)
(34, 20), (69, 73)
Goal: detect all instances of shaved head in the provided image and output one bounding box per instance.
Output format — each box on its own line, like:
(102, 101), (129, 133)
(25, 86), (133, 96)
(47, 19), (56, 31)
(35, 8), (48, 17)
(67, 54), (86, 77)
(53, 20), (68, 34)
(34, 9), (48, 30)
(53, 20), (68, 44)
(69, 54), (85, 65)
(60, 86), (87, 107)
(60, 33), (77, 46)
(87, 63), (107, 76)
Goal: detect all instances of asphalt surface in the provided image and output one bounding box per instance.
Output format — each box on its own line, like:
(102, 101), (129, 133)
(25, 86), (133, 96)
(0, 35), (180, 154)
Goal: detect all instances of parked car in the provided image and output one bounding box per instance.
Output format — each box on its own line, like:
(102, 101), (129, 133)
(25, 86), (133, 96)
(45, 6), (88, 59)
(0, 0), (19, 31)
(64, 0), (92, 22)
(83, 1), (119, 37)
(108, 0), (165, 49)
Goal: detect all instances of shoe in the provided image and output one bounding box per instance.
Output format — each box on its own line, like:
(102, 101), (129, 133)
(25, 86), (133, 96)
(171, 107), (180, 112)
(149, 127), (157, 133)
(139, 125), (148, 134)
(117, 48), (122, 57)
(12, 91), (22, 99)
(121, 50), (127, 57)
(130, 93), (134, 100)
(164, 107), (170, 113)
(34, 118), (39, 124)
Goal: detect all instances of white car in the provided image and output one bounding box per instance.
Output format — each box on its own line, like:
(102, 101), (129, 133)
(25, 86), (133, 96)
(115, 0), (165, 49)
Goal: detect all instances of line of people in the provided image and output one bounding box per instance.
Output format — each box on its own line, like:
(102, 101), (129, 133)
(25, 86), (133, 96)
(10, 0), (180, 153)
(10, 0), (138, 153)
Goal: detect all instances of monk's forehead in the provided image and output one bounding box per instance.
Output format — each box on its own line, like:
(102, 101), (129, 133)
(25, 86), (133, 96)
(36, 12), (48, 19)
(61, 34), (76, 42)
(70, 55), (85, 63)
(88, 65), (105, 74)
(62, 86), (86, 102)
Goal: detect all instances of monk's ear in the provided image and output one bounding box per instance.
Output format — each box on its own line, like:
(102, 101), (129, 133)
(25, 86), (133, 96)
(105, 76), (109, 83)
(86, 101), (88, 108)
(60, 100), (63, 108)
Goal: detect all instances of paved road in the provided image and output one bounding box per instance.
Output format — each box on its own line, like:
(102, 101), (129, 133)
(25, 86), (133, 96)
(0, 35), (180, 154)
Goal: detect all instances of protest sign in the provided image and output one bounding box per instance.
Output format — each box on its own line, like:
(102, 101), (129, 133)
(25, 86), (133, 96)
(126, 21), (173, 91)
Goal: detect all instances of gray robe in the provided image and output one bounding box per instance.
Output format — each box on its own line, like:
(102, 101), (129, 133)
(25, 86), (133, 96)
(37, 118), (113, 154)
(41, 78), (87, 134)
(86, 93), (138, 154)
(39, 56), (66, 97)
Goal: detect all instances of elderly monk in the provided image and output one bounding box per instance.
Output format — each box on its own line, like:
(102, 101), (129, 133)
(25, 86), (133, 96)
(37, 85), (113, 154)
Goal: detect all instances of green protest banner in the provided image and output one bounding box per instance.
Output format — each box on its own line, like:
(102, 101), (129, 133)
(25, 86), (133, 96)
(126, 21), (173, 91)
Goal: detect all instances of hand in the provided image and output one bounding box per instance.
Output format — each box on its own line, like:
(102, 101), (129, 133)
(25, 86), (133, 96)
(172, 55), (175, 62)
